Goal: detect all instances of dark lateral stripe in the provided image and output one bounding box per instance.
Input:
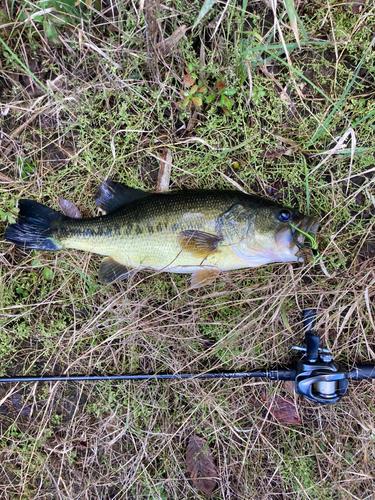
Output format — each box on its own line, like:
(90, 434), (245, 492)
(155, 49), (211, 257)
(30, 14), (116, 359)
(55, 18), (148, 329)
(63, 226), (114, 238)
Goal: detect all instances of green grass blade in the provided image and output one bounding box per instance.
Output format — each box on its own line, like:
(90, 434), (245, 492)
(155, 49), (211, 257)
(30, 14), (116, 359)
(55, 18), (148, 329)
(0, 37), (74, 116)
(250, 49), (343, 130)
(302, 155), (310, 216)
(310, 43), (374, 144)
(283, 0), (301, 47)
(243, 41), (331, 54)
(0, 37), (48, 92)
(351, 110), (375, 128)
(193, 0), (217, 28)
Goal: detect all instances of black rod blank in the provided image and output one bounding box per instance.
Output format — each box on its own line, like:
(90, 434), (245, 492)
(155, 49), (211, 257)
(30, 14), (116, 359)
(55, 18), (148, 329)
(1, 366), (374, 385)
(0, 369), (293, 384)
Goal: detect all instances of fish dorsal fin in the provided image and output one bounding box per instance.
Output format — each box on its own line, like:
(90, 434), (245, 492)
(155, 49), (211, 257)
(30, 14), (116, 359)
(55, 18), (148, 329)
(98, 256), (135, 283)
(95, 179), (149, 214)
(191, 269), (220, 288)
(178, 230), (222, 259)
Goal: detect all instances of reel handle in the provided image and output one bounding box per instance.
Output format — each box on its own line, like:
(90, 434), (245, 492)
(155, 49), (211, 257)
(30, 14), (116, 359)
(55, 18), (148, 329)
(303, 309), (316, 331)
(302, 309), (320, 362)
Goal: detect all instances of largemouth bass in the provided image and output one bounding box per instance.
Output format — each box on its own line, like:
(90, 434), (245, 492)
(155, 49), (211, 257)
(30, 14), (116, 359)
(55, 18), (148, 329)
(4, 180), (319, 287)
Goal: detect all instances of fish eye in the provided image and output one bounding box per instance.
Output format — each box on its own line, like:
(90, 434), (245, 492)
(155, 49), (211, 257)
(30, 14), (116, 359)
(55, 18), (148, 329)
(278, 210), (291, 222)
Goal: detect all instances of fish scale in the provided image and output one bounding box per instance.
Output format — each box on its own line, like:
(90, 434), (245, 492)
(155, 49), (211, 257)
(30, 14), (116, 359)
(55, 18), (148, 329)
(56, 191), (253, 270)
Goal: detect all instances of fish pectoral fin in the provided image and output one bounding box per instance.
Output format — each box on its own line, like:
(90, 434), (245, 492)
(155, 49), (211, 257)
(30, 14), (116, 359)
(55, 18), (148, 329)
(98, 257), (135, 283)
(178, 230), (222, 258)
(191, 269), (220, 288)
(95, 179), (149, 214)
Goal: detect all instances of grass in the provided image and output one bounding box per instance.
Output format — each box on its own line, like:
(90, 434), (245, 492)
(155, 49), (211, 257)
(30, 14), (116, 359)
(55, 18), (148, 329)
(1, 0), (375, 498)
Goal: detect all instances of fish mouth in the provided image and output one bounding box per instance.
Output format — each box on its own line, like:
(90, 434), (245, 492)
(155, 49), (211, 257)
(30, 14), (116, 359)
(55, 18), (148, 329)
(290, 216), (320, 261)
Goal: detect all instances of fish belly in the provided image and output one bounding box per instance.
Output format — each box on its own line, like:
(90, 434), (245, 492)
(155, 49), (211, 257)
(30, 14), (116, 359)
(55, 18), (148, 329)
(62, 230), (219, 270)
(62, 229), (268, 274)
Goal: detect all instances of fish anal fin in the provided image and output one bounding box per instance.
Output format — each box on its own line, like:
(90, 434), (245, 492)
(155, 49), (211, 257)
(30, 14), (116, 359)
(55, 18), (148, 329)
(95, 179), (149, 214)
(178, 230), (222, 258)
(191, 269), (220, 288)
(98, 257), (135, 283)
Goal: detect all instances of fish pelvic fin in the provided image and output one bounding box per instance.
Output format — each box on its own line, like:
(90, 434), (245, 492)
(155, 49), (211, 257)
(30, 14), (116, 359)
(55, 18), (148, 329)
(178, 230), (222, 259)
(94, 179), (149, 214)
(191, 269), (220, 288)
(98, 257), (135, 283)
(4, 199), (65, 250)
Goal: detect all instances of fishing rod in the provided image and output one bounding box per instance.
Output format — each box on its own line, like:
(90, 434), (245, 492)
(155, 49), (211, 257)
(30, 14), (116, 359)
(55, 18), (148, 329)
(1, 310), (374, 405)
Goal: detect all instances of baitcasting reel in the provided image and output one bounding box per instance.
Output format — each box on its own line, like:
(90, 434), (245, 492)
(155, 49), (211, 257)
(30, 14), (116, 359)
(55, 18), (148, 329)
(292, 310), (357, 404)
(266, 309), (375, 404)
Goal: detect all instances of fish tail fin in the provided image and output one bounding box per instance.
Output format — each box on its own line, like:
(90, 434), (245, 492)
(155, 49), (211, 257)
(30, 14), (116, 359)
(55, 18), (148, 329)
(4, 199), (66, 250)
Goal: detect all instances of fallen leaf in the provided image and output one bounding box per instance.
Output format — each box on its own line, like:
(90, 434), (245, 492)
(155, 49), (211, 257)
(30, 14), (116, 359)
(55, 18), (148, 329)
(215, 80), (225, 92)
(259, 146), (289, 160)
(343, 0), (368, 14)
(263, 394), (302, 425)
(73, 439), (89, 449)
(157, 147), (172, 193)
(155, 25), (187, 56)
(59, 197), (82, 218)
(359, 240), (375, 262)
(12, 393), (32, 417)
(186, 435), (217, 497)
(0, 405), (8, 415)
(266, 179), (289, 201)
(184, 73), (196, 87)
(186, 109), (198, 133)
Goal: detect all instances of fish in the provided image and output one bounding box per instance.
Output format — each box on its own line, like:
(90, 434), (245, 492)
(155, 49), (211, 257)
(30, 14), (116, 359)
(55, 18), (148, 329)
(4, 180), (319, 288)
